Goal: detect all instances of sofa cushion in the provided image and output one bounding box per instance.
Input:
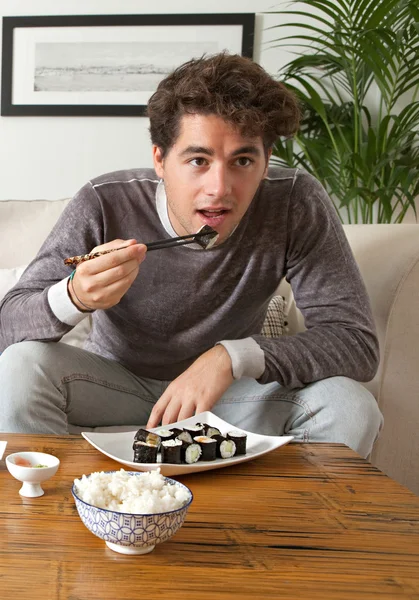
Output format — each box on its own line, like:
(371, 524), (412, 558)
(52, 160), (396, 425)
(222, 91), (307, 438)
(0, 199), (70, 269)
(0, 266), (27, 300)
(0, 265), (91, 349)
(261, 295), (287, 337)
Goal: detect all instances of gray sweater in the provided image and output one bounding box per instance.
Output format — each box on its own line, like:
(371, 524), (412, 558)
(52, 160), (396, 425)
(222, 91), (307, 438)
(0, 167), (379, 387)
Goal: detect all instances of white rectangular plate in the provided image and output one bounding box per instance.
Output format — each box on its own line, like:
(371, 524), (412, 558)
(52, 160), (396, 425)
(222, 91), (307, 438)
(82, 412), (293, 476)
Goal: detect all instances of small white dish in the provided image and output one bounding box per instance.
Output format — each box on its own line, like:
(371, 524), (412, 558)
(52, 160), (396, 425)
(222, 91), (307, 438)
(6, 451), (60, 497)
(0, 441), (7, 460)
(82, 411), (294, 476)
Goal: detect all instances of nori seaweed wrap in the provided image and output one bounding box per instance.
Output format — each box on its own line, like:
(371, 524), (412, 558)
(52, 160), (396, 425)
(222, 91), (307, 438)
(133, 441), (158, 463)
(193, 435), (217, 461)
(226, 430), (247, 455)
(161, 439), (182, 464)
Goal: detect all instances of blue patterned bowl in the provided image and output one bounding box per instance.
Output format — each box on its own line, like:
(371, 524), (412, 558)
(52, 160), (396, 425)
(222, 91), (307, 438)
(72, 471), (193, 555)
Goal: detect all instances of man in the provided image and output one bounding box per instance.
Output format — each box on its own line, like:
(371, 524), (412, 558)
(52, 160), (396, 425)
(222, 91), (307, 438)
(0, 53), (383, 456)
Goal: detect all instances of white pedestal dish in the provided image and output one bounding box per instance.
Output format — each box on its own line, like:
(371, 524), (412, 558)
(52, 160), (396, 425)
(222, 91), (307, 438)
(5, 451), (60, 497)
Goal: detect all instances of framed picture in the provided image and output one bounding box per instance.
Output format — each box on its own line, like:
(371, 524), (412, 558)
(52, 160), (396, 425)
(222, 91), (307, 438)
(1, 13), (255, 117)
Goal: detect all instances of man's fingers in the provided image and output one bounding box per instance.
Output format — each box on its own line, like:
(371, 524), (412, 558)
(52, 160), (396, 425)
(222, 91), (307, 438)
(161, 398), (184, 426)
(147, 395), (171, 428)
(90, 239), (138, 254)
(84, 244), (146, 276)
(176, 399), (199, 423)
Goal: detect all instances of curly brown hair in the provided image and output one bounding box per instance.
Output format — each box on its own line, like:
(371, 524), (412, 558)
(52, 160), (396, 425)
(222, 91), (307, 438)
(147, 52), (300, 157)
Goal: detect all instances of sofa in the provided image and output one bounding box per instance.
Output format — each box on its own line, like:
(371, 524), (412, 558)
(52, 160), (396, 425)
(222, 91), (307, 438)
(1, 198), (419, 495)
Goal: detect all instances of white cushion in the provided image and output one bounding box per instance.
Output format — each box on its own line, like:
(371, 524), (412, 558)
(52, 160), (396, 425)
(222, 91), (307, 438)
(0, 265), (90, 349)
(0, 266), (27, 299)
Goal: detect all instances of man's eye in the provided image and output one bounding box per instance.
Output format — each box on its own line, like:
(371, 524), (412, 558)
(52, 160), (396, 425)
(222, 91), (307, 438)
(190, 157), (207, 167)
(236, 157), (253, 166)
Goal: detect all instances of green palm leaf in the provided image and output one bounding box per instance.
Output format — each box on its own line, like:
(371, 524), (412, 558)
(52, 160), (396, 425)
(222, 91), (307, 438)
(267, 0), (419, 223)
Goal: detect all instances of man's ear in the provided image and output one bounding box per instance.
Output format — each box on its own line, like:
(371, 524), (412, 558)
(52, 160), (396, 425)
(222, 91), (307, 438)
(152, 145), (164, 178)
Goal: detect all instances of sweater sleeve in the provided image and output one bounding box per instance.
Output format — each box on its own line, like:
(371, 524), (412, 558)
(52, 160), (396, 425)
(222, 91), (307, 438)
(252, 172), (379, 388)
(0, 183), (103, 351)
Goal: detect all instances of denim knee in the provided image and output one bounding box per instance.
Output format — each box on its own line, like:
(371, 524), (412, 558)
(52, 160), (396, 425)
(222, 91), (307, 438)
(298, 376), (384, 458)
(0, 341), (55, 379)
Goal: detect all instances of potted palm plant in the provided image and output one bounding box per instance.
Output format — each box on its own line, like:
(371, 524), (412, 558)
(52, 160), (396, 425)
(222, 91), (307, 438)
(268, 0), (419, 223)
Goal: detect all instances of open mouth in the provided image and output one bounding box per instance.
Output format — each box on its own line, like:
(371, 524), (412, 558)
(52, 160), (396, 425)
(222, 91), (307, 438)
(197, 209), (230, 229)
(198, 208), (228, 218)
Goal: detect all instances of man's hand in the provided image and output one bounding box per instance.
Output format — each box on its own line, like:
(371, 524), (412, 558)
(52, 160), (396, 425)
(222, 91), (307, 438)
(147, 345), (234, 427)
(68, 239), (146, 311)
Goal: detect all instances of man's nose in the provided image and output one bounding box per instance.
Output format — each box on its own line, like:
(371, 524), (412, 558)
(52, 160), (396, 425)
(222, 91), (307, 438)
(205, 165), (232, 199)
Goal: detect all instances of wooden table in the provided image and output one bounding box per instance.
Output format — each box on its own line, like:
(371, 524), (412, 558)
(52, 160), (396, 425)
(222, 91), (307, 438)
(1, 435), (419, 600)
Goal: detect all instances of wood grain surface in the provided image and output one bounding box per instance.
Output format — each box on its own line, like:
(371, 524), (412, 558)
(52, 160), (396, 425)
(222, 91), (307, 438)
(1, 435), (419, 600)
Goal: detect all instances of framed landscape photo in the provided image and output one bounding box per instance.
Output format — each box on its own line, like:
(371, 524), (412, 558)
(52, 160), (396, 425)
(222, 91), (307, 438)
(1, 13), (255, 117)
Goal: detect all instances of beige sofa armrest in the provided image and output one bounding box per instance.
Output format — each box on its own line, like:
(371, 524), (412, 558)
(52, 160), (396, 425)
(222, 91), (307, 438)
(279, 225), (419, 494)
(368, 244), (419, 494)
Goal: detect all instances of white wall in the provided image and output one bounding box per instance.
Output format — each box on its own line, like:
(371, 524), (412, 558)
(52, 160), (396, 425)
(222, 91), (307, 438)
(0, 0), (288, 200)
(1, 1), (416, 223)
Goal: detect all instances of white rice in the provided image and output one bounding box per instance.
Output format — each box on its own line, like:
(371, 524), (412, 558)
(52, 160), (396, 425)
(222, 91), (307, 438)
(74, 468), (190, 514)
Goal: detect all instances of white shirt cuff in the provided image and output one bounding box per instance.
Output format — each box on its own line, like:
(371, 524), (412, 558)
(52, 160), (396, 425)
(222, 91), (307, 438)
(47, 278), (90, 327)
(216, 337), (265, 380)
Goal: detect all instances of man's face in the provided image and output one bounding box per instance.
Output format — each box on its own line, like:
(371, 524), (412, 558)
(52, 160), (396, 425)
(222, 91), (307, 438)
(152, 113), (270, 245)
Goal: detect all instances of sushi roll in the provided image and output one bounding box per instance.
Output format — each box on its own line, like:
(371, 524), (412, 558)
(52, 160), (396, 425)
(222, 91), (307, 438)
(212, 434), (236, 459)
(182, 442), (202, 464)
(226, 430), (247, 455)
(177, 430), (193, 445)
(203, 424), (222, 438)
(161, 439), (183, 464)
(133, 441), (158, 463)
(193, 435), (217, 461)
(133, 428), (160, 447)
(184, 424), (205, 437)
(156, 428), (178, 442)
(169, 427), (183, 438)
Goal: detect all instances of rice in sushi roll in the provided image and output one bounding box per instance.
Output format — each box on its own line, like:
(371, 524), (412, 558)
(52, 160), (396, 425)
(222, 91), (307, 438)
(203, 424), (222, 438)
(177, 430), (193, 445)
(212, 434), (236, 459)
(181, 442), (202, 464)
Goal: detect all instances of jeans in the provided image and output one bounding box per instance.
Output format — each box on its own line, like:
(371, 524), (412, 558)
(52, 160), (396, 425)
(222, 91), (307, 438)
(0, 341), (384, 458)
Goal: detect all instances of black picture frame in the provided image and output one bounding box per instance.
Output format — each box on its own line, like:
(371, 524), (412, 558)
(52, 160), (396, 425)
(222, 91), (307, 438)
(1, 13), (255, 117)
